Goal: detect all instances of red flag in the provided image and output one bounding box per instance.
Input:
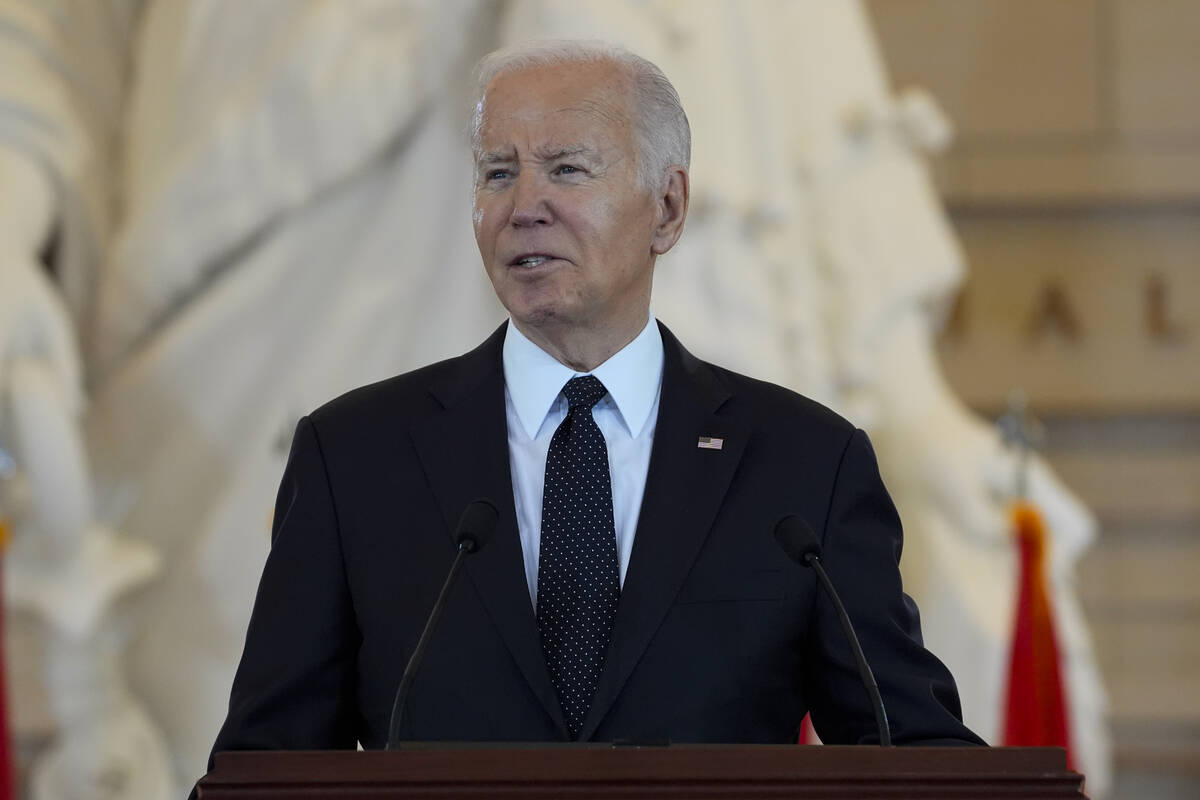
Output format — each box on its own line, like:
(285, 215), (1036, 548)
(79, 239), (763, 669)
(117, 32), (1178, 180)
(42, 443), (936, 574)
(0, 517), (14, 800)
(1002, 502), (1073, 764)
(798, 712), (818, 744)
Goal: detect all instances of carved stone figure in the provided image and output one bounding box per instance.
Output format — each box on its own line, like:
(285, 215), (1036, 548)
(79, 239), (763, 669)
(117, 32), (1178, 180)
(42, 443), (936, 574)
(0, 147), (167, 798)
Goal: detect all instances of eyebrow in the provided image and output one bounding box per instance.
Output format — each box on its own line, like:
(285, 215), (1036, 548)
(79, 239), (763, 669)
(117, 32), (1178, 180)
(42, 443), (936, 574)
(478, 145), (598, 165)
(533, 145), (593, 161)
(480, 149), (515, 164)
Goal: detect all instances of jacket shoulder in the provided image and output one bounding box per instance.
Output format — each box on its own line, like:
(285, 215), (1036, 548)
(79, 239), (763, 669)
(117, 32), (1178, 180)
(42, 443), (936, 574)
(705, 362), (858, 451)
(310, 358), (450, 426)
(307, 325), (506, 436)
(660, 320), (856, 450)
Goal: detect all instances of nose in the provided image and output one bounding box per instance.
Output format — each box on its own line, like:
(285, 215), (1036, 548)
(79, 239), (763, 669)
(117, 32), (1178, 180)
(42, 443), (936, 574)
(509, 172), (552, 228)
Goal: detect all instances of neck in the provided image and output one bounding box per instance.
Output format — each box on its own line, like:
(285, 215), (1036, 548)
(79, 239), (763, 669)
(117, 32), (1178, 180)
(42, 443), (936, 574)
(514, 310), (650, 372)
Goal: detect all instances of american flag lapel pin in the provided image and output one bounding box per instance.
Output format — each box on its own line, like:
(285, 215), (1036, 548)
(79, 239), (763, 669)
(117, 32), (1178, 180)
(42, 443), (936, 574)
(697, 436), (724, 450)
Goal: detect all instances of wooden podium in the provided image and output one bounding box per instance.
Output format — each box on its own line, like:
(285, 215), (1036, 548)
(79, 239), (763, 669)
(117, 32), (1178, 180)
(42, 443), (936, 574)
(196, 744), (1085, 799)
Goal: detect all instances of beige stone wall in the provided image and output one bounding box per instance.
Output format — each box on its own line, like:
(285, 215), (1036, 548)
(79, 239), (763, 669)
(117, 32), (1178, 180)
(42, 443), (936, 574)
(868, 2), (1200, 797)
(872, 0), (1200, 207)
(941, 211), (1200, 414)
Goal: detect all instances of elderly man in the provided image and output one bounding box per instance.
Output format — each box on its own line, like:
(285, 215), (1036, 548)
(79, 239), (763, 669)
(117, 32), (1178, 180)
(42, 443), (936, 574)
(203, 41), (980, 766)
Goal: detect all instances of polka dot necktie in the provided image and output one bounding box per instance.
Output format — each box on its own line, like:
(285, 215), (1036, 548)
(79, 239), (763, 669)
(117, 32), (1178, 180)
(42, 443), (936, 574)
(536, 375), (621, 739)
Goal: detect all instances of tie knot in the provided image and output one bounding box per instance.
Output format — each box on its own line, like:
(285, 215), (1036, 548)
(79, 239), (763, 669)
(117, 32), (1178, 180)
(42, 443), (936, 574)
(562, 375), (608, 411)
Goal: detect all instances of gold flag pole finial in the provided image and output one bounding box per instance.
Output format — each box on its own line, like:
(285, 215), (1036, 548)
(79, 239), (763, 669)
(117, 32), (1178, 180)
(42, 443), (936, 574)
(0, 444), (16, 553)
(996, 390), (1045, 502)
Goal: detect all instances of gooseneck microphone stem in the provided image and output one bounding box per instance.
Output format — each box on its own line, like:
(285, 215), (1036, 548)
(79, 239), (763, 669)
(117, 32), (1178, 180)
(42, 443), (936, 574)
(386, 499), (498, 750)
(774, 513), (891, 747)
(805, 551), (892, 747)
(386, 541), (473, 750)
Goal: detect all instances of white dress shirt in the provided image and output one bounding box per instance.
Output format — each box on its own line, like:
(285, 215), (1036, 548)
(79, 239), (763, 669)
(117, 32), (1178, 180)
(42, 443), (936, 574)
(503, 316), (664, 608)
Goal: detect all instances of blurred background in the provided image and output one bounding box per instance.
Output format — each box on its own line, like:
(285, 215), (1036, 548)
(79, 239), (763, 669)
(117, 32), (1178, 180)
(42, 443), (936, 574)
(871, 3), (1200, 797)
(0, 1), (1196, 799)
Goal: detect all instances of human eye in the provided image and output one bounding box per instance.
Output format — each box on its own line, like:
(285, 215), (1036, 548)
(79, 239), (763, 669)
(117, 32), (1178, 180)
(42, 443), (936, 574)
(553, 163), (585, 177)
(486, 168), (511, 181)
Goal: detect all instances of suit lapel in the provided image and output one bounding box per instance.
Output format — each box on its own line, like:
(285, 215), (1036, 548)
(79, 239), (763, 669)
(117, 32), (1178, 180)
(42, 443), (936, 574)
(579, 324), (751, 741)
(408, 323), (569, 738)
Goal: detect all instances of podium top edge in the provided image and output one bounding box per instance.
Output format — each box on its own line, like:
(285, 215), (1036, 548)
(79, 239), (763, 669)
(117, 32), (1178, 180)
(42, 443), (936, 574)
(207, 744), (1071, 784)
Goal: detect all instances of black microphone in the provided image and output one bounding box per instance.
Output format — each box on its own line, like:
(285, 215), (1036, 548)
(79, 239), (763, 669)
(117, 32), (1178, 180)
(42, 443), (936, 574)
(774, 513), (892, 747)
(385, 499), (499, 749)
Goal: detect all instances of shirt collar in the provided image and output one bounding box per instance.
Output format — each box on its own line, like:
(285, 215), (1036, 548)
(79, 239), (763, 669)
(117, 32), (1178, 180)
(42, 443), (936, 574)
(502, 315), (664, 439)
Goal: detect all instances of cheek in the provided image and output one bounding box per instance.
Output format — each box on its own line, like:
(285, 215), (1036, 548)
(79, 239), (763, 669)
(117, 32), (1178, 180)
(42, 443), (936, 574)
(472, 203), (502, 256)
(573, 197), (623, 246)
(592, 194), (623, 225)
(599, 199), (654, 254)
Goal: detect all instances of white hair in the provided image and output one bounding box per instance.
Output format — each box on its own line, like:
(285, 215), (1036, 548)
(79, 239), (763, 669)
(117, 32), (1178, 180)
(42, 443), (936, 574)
(471, 39), (691, 190)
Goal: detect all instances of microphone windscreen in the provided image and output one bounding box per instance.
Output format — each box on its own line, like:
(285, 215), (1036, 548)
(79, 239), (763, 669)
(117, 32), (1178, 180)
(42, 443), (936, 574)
(773, 513), (822, 564)
(455, 499), (499, 552)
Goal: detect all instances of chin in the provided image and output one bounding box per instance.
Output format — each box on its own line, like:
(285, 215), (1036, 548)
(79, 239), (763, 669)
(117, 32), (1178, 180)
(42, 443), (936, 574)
(503, 289), (576, 330)
(512, 305), (568, 329)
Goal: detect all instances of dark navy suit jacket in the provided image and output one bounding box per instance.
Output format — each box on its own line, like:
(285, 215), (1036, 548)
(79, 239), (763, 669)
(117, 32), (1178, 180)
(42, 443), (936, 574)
(205, 321), (981, 766)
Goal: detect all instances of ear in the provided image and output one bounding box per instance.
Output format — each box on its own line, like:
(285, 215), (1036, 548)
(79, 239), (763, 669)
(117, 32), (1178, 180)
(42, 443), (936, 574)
(650, 166), (689, 255)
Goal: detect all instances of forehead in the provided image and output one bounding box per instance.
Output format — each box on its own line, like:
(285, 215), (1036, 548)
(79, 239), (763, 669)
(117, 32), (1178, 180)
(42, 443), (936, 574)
(477, 61), (636, 152)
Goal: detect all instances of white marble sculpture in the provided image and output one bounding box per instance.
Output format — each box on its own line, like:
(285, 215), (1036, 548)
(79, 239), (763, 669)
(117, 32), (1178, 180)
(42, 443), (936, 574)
(0, 0), (1108, 796)
(0, 146), (168, 798)
(3, 2), (507, 793)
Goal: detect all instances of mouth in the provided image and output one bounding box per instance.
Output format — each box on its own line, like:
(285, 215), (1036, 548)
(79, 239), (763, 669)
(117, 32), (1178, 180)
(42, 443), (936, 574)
(508, 253), (563, 269)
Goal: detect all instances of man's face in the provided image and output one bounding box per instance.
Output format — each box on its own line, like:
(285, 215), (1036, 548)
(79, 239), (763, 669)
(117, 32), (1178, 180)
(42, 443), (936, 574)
(473, 61), (661, 338)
